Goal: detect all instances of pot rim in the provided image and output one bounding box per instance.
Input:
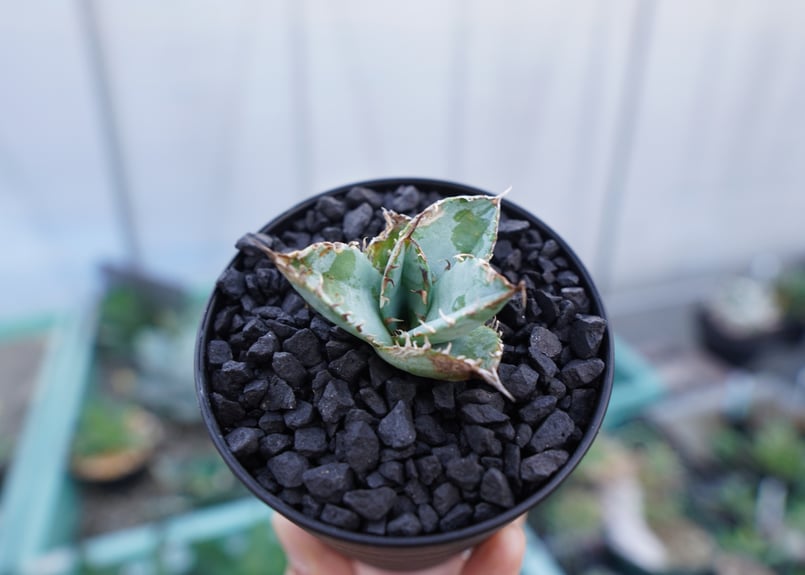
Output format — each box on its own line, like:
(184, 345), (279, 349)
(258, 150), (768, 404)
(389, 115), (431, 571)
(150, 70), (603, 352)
(195, 177), (614, 549)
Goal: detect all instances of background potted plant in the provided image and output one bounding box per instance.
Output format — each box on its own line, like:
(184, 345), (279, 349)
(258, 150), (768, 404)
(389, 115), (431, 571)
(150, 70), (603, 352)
(71, 393), (163, 484)
(195, 178), (613, 570)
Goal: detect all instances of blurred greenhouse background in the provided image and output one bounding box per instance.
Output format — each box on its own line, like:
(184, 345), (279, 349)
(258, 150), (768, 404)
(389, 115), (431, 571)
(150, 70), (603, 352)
(2, 1), (805, 574)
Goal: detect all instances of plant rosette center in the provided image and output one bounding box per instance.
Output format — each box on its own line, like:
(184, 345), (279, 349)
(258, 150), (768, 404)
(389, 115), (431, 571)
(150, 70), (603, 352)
(245, 194), (524, 399)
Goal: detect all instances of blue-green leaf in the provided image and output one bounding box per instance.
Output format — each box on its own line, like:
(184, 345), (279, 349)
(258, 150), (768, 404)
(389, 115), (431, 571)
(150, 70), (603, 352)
(376, 325), (512, 399)
(409, 194), (503, 283)
(406, 256), (521, 344)
(253, 238), (392, 346)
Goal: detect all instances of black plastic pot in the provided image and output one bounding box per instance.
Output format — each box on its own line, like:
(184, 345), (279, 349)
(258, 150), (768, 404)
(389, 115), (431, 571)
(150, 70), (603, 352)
(195, 178), (614, 571)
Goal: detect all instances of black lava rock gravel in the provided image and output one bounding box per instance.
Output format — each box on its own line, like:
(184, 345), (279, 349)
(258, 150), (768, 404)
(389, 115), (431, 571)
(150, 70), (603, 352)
(203, 183), (608, 536)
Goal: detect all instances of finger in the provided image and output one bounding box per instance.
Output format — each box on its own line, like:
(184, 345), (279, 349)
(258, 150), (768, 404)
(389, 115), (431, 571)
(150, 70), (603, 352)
(461, 520), (527, 575)
(272, 513), (354, 575)
(353, 551), (468, 575)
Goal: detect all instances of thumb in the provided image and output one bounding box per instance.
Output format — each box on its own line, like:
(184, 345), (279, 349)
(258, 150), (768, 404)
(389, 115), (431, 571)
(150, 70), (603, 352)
(272, 512), (354, 575)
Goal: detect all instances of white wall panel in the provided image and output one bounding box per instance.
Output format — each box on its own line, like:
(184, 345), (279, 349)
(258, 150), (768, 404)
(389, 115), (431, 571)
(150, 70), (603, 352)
(610, 0), (805, 290)
(0, 1), (124, 316)
(2, 1), (805, 317)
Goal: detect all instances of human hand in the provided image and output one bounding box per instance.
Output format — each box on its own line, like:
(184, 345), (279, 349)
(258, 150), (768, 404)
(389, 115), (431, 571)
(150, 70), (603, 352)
(273, 513), (526, 575)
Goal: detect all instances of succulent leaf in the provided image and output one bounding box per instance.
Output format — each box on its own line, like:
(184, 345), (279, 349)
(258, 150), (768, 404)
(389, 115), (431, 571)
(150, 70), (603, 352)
(405, 256), (521, 345)
(379, 235), (432, 330)
(244, 193), (523, 399)
(377, 325), (512, 400)
(365, 209), (411, 273)
(408, 194), (503, 284)
(244, 234), (392, 345)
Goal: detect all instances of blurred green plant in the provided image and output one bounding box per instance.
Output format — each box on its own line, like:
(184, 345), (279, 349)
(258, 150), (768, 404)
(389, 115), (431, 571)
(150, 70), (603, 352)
(72, 395), (153, 458)
(776, 267), (805, 323)
(77, 521), (286, 575)
(153, 453), (245, 507)
(749, 419), (805, 485)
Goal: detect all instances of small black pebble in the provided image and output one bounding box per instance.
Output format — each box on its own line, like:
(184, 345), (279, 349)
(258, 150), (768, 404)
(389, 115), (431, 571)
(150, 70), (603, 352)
(561, 358), (605, 389)
(528, 410), (575, 452)
(262, 377), (297, 411)
(294, 427), (328, 457)
(569, 388), (598, 423)
(329, 349), (369, 383)
(387, 512), (422, 536)
(207, 340), (232, 365)
(515, 423), (533, 448)
(259, 433), (292, 457)
(498, 219), (530, 235)
(241, 318), (268, 341)
(318, 379), (355, 424)
(445, 456), (483, 490)
(379, 461), (405, 485)
(316, 196), (347, 221)
(504, 443), (522, 482)
(225, 427), (263, 458)
(283, 329), (323, 367)
(284, 401), (315, 429)
(431, 444), (461, 466)
(246, 332), (279, 363)
(528, 349), (559, 378)
(464, 425), (502, 456)
(240, 379), (268, 409)
(439, 503), (473, 531)
(474, 502), (502, 523)
(358, 387), (388, 417)
(460, 403), (509, 425)
(432, 482), (461, 516)
(302, 494), (322, 518)
(346, 186), (384, 208)
(320, 504), (360, 530)
(520, 449), (569, 483)
(385, 377), (417, 407)
(325, 340), (353, 361)
(418, 504), (440, 533)
(272, 352), (308, 388)
(302, 462), (354, 502)
(518, 395), (557, 426)
(220, 360), (253, 387)
(499, 363), (539, 401)
(268, 451), (309, 488)
(258, 411), (286, 433)
(544, 377), (566, 399)
(340, 420), (380, 474)
(343, 487), (397, 521)
(414, 414), (447, 445)
(342, 203), (374, 239)
(366, 471), (389, 489)
(480, 468), (515, 508)
(432, 382), (455, 411)
(212, 392), (245, 426)
(404, 479), (430, 505)
(529, 326), (562, 358)
(415, 455), (443, 486)
(378, 400), (417, 449)
(569, 315), (607, 359)
(368, 355), (396, 388)
(534, 291), (561, 324)
(365, 519), (387, 535)
(217, 268), (246, 298)
(389, 185), (421, 212)
(456, 389), (504, 409)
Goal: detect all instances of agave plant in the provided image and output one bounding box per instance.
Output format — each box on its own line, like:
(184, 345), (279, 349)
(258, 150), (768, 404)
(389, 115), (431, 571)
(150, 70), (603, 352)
(245, 194), (524, 399)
